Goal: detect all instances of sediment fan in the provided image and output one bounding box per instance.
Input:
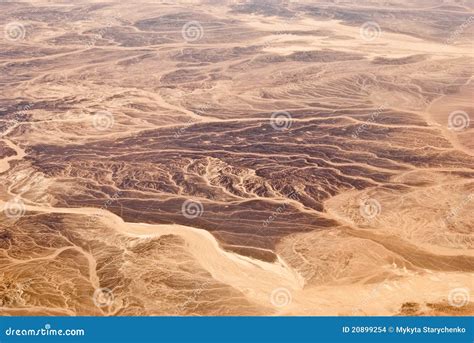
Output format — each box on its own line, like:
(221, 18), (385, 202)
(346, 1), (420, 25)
(0, 0), (472, 318)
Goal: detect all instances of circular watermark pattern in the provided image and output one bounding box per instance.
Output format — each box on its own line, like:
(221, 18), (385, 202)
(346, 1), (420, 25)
(4, 22), (26, 41)
(181, 199), (204, 219)
(359, 198), (381, 219)
(270, 111), (292, 131)
(2, 198), (26, 219)
(270, 287), (292, 308)
(93, 288), (114, 307)
(360, 21), (381, 41)
(181, 21), (204, 42)
(448, 110), (470, 132)
(448, 288), (470, 308)
(92, 110), (114, 131)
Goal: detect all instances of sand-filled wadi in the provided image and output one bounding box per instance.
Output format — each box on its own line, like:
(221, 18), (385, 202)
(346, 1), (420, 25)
(0, 0), (473, 316)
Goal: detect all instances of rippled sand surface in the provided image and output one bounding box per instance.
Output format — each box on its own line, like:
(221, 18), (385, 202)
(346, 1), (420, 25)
(0, 0), (473, 316)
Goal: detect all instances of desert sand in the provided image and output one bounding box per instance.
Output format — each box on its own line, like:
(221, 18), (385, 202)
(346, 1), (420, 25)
(0, 0), (473, 316)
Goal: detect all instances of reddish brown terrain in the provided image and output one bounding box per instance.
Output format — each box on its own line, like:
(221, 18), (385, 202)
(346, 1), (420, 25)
(0, 0), (473, 316)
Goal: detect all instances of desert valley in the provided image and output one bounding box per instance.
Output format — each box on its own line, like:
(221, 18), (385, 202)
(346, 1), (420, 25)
(0, 0), (473, 316)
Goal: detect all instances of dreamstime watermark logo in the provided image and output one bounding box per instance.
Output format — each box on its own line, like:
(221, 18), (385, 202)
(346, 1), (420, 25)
(351, 278), (413, 315)
(262, 191), (299, 228)
(181, 21), (204, 42)
(445, 15), (473, 44)
(174, 104), (210, 138)
(181, 199), (204, 219)
(93, 288), (114, 307)
(360, 21), (381, 41)
(85, 190), (124, 228)
(4, 22), (26, 41)
(1, 103), (35, 138)
(270, 287), (292, 308)
(448, 288), (470, 308)
(85, 12), (122, 48)
(2, 198), (26, 219)
(441, 193), (473, 226)
(270, 111), (292, 131)
(448, 110), (470, 132)
(92, 110), (114, 131)
(175, 281), (212, 313)
(16, 103), (33, 117)
(4, 323), (85, 337)
(174, 118), (197, 138)
(352, 105), (385, 139)
(359, 198), (381, 219)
